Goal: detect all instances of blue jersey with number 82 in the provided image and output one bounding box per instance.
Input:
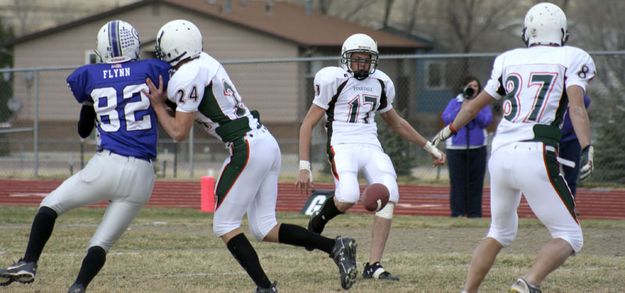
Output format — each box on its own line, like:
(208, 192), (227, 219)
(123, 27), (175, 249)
(67, 59), (170, 160)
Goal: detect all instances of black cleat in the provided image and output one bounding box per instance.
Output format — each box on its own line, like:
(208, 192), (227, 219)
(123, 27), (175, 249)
(254, 281), (277, 293)
(68, 283), (86, 293)
(509, 278), (542, 293)
(0, 268), (12, 286)
(0, 259), (37, 284)
(331, 237), (357, 290)
(362, 262), (399, 281)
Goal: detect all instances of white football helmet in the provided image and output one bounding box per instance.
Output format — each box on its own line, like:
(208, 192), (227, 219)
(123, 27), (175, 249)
(340, 33), (379, 80)
(155, 20), (203, 67)
(522, 2), (568, 47)
(96, 20), (140, 63)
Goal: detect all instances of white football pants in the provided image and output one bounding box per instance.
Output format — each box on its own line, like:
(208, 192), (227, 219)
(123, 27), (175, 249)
(212, 127), (280, 241)
(41, 150), (154, 251)
(329, 143), (399, 204)
(487, 141), (583, 253)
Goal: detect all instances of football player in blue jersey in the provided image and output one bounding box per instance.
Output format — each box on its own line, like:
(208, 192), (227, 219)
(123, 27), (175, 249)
(0, 20), (170, 293)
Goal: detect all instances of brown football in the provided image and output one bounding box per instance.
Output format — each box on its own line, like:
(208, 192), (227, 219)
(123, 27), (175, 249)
(362, 183), (390, 212)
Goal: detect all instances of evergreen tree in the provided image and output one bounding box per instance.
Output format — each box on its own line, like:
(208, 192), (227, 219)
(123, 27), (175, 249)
(377, 110), (417, 177)
(0, 17), (13, 115)
(318, 111), (417, 179)
(592, 109), (625, 184)
(0, 18), (14, 155)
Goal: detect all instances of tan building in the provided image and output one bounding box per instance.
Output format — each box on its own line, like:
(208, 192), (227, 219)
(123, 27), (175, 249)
(6, 0), (429, 142)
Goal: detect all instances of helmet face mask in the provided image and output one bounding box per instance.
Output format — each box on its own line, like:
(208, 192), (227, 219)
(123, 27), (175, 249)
(340, 33), (379, 80)
(522, 2), (568, 47)
(155, 20), (203, 67)
(96, 20), (140, 63)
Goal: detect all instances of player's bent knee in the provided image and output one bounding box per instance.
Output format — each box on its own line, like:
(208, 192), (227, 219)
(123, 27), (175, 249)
(558, 234), (583, 254)
(375, 202), (394, 219)
(250, 222), (277, 241)
(335, 192), (360, 205)
(88, 239), (113, 252)
(250, 228), (267, 241)
(335, 200), (355, 212)
(570, 237), (583, 254)
(213, 221), (242, 238)
(487, 230), (516, 247)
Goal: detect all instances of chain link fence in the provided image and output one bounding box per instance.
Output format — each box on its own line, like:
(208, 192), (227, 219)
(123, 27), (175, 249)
(0, 52), (623, 185)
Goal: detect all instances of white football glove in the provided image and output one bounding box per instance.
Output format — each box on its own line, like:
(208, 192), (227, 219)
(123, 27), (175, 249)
(578, 145), (593, 182)
(432, 124), (457, 147)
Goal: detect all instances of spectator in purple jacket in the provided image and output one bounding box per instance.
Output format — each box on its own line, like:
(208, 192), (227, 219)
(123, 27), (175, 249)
(560, 95), (591, 196)
(441, 76), (493, 217)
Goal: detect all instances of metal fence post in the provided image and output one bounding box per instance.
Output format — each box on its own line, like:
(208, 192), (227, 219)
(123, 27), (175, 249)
(33, 70), (39, 177)
(173, 142), (178, 178)
(189, 124), (194, 177)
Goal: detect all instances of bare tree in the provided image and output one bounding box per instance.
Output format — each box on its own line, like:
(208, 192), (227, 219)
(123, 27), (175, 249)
(12, 0), (37, 35)
(318, 0), (332, 15)
(382, 0), (395, 28)
(405, 0), (424, 33)
(430, 0), (518, 53)
(571, 0), (625, 103)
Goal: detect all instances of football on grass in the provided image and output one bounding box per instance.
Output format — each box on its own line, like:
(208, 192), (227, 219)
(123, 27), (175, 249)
(362, 183), (390, 212)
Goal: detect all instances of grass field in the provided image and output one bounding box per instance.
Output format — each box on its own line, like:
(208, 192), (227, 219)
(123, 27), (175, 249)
(0, 206), (624, 293)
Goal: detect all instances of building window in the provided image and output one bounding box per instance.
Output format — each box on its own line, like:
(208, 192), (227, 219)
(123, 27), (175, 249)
(425, 61), (445, 89)
(85, 50), (98, 64)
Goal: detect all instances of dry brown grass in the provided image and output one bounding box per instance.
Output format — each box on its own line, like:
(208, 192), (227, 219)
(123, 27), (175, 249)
(0, 206), (624, 293)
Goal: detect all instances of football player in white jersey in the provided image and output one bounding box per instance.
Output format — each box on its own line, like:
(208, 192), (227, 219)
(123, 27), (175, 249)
(432, 3), (595, 293)
(145, 20), (359, 291)
(297, 33), (445, 281)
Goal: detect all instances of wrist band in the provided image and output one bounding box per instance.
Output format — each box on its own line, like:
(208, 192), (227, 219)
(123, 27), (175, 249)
(449, 123), (458, 134)
(299, 160), (312, 171)
(423, 141), (443, 160)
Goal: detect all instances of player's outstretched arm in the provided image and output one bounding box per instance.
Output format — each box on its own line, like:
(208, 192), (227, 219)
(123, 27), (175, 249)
(567, 86), (591, 149)
(433, 90), (494, 147)
(144, 75), (194, 142)
(567, 85), (593, 180)
(379, 108), (445, 165)
(296, 105), (325, 193)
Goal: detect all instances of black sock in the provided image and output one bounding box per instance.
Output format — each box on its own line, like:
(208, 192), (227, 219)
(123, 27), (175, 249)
(226, 233), (271, 289)
(74, 246), (106, 288)
(278, 223), (335, 254)
(310, 196), (342, 232)
(23, 206), (57, 263)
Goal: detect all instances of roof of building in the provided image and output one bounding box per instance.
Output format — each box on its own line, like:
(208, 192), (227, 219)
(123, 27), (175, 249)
(4, 0), (431, 50)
